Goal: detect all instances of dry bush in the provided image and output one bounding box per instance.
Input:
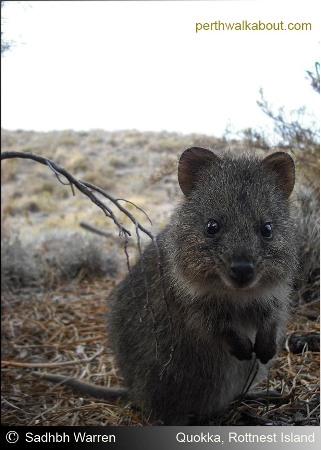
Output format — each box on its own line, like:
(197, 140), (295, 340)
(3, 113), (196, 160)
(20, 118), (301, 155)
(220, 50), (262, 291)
(1, 231), (119, 291)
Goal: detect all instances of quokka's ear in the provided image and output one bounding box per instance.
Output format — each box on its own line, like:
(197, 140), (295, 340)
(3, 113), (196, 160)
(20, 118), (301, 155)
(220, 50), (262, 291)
(261, 151), (295, 198)
(178, 147), (220, 196)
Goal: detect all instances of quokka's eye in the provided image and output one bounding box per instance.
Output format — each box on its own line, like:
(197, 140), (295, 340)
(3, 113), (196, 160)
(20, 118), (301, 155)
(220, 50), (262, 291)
(205, 219), (220, 236)
(261, 222), (273, 239)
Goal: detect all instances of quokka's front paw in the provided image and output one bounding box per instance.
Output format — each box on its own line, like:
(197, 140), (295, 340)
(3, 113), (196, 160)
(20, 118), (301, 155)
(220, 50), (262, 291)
(230, 338), (254, 361)
(254, 340), (277, 364)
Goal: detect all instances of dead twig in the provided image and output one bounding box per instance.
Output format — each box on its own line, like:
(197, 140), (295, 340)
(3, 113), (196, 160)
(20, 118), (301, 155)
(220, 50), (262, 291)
(1, 348), (104, 368)
(1, 151), (152, 239)
(79, 221), (114, 238)
(1, 150), (174, 372)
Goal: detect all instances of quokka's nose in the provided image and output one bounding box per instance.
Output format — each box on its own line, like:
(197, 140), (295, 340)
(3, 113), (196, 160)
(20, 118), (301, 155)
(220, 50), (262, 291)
(229, 260), (255, 286)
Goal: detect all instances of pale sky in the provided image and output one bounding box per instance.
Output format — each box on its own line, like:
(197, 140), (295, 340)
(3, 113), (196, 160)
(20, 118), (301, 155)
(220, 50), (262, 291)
(1, 0), (320, 141)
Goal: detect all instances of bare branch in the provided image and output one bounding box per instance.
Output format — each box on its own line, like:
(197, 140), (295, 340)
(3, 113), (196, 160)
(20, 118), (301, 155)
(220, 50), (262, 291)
(153, 234), (174, 376)
(257, 89), (319, 148)
(79, 221), (114, 238)
(1, 150), (174, 370)
(1, 151), (153, 239)
(116, 198), (153, 226)
(123, 234), (143, 322)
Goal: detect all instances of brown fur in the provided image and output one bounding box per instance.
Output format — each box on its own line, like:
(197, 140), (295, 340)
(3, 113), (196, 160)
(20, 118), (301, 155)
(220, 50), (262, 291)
(107, 148), (297, 424)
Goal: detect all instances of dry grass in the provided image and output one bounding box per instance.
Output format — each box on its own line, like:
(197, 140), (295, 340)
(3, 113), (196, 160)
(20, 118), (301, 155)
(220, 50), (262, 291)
(1, 279), (150, 426)
(1, 277), (319, 426)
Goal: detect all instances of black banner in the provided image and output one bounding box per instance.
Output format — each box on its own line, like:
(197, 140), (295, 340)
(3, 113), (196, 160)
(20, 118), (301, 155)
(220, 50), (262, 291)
(1, 426), (320, 450)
